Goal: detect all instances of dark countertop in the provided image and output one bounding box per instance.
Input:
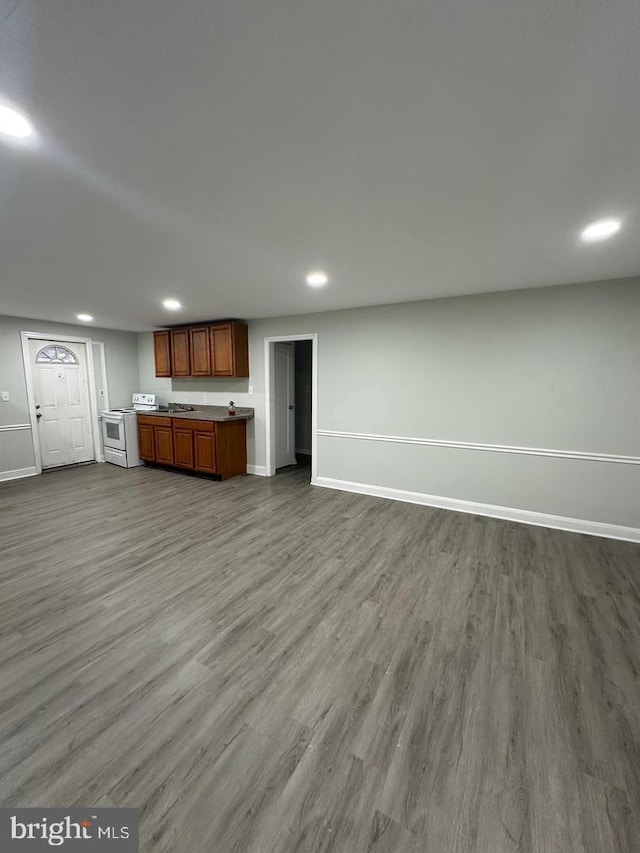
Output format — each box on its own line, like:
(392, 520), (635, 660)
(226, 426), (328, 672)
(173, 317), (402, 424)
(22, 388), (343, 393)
(139, 406), (254, 422)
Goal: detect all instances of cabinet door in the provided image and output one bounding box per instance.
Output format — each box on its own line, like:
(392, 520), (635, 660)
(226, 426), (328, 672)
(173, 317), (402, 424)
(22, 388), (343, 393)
(170, 329), (191, 377)
(194, 430), (217, 473)
(138, 424), (155, 461)
(173, 428), (194, 468)
(231, 322), (249, 377)
(189, 327), (212, 376)
(153, 331), (171, 377)
(215, 420), (247, 479)
(154, 426), (174, 465)
(210, 324), (234, 376)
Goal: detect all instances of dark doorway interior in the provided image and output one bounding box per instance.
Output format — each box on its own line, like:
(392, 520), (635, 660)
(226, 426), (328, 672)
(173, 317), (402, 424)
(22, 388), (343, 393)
(294, 340), (312, 469)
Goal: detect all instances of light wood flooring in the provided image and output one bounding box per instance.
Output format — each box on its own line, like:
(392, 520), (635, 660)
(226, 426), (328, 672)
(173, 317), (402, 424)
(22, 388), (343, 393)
(1, 462), (639, 852)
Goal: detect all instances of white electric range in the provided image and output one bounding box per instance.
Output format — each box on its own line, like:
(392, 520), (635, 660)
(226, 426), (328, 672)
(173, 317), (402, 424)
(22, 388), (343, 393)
(100, 393), (159, 468)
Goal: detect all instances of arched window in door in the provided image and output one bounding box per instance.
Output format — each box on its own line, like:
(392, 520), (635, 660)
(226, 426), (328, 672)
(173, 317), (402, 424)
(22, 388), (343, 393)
(35, 345), (79, 365)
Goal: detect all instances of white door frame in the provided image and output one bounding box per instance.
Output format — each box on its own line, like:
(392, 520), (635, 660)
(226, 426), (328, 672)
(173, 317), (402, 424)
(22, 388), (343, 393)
(21, 331), (105, 473)
(264, 334), (318, 480)
(94, 341), (110, 413)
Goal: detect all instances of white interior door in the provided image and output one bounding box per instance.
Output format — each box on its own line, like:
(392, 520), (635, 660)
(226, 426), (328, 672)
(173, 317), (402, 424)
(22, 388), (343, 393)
(29, 339), (95, 469)
(274, 342), (296, 469)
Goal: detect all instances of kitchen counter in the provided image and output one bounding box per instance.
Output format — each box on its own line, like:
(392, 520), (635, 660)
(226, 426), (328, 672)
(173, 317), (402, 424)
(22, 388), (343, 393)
(141, 406), (254, 422)
(137, 407), (251, 478)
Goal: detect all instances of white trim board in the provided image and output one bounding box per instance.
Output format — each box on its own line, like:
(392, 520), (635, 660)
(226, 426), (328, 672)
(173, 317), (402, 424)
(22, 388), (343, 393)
(0, 466), (38, 483)
(0, 424), (32, 432)
(317, 430), (640, 466)
(264, 334), (318, 480)
(246, 464), (269, 477)
(312, 476), (640, 543)
(94, 340), (110, 414)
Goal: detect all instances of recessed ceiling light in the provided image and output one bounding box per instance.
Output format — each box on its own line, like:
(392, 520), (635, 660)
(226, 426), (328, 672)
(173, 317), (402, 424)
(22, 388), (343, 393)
(162, 298), (182, 310)
(0, 102), (35, 139)
(76, 313), (94, 322)
(580, 218), (622, 242)
(306, 270), (328, 287)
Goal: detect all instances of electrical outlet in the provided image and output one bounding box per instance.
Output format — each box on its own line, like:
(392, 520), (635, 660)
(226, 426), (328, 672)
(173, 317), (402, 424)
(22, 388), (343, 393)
(203, 394), (208, 403)
(1, 391), (9, 402)
(248, 385), (253, 395)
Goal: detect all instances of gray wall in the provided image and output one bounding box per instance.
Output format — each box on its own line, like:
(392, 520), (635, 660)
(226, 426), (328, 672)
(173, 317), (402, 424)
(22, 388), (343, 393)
(139, 277), (637, 530)
(243, 278), (639, 529)
(0, 315), (140, 474)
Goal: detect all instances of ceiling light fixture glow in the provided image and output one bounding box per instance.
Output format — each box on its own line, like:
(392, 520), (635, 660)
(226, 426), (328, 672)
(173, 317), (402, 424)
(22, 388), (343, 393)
(0, 103), (35, 139)
(306, 270), (328, 287)
(76, 313), (94, 322)
(580, 218), (622, 242)
(162, 298), (182, 310)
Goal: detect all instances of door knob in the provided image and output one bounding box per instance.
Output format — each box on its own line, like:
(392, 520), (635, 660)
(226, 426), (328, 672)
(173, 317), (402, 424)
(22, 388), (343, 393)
(36, 412), (43, 420)
(288, 405), (294, 410)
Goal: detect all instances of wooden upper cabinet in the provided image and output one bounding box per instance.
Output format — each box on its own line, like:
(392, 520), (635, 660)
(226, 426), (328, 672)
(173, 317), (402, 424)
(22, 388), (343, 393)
(189, 326), (212, 376)
(210, 324), (233, 376)
(153, 321), (249, 378)
(211, 322), (249, 377)
(230, 322), (249, 377)
(170, 329), (191, 377)
(153, 331), (171, 377)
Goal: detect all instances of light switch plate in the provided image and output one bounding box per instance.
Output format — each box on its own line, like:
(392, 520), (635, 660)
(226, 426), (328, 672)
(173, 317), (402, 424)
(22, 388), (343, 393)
(1, 391), (9, 402)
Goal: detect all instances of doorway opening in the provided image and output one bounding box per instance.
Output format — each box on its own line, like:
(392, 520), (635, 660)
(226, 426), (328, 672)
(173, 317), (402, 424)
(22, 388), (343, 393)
(264, 334), (318, 481)
(21, 332), (104, 474)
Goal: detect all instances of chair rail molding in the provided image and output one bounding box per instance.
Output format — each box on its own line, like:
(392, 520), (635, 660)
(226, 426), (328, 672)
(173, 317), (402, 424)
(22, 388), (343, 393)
(0, 424), (32, 432)
(316, 429), (640, 466)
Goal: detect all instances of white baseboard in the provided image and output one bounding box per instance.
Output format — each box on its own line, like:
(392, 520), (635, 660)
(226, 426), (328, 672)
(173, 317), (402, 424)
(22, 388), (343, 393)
(247, 464), (269, 477)
(295, 447), (311, 455)
(311, 476), (640, 543)
(0, 466), (39, 483)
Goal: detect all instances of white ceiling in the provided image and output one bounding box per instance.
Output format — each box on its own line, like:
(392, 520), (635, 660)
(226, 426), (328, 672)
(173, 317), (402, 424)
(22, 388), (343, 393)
(1, 0), (639, 331)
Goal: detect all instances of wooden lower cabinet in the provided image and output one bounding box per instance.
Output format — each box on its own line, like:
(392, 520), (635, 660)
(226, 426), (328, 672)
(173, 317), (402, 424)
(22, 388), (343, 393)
(138, 424), (155, 461)
(137, 415), (246, 479)
(173, 428), (195, 468)
(154, 426), (174, 466)
(194, 431), (217, 473)
(138, 416), (172, 464)
(215, 420), (247, 479)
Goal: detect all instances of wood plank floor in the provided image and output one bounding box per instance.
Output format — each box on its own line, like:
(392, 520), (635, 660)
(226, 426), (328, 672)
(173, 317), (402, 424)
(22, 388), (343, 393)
(0, 463), (639, 852)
